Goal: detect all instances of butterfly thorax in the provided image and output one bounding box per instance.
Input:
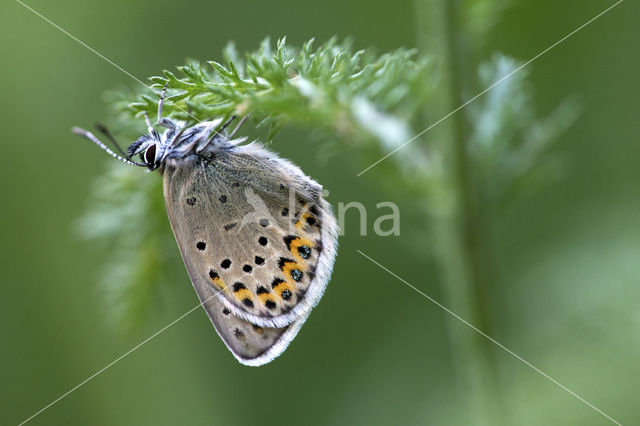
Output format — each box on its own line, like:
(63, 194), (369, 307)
(127, 118), (242, 172)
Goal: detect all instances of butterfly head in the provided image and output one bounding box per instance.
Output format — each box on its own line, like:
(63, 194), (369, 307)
(73, 84), (244, 171)
(127, 133), (166, 171)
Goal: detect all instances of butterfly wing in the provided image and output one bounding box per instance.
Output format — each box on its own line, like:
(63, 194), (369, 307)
(163, 143), (337, 364)
(209, 143), (338, 327)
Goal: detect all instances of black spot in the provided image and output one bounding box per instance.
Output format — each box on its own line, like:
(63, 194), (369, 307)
(257, 286), (269, 295)
(298, 246), (311, 259)
(271, 278), (285, 289)
(231, 182), (240, 188)
(255, 256), (265, 265)
(219, 195), (227, 203)
(252, 324), (263, 332)
(186, 197), (197, 206)
(290, 269), (303, 282)
(283, 235), (297, 250)
(234, 328), (245, 339)
(279, 183), (285, 190)
(278, 257), (296, 269)
(281, 207), (289, 216)
(316, 240), (324, 253)
(221, 259), (232, 269)
(306, 216), (317, 226)
(233, 282), (247, 292)
(309, 205), (320, 215)
(258, 236), (268, 246)
(208, 269), (219, 280)
(259, 218), (269, 227)
(265, 300), (276, 310)
(281, 289), (292, 301)
(222, 308), (230, 315)
(196, 242), (206, 251)
(242, 264), (253, 273)
(242, 298), (254, 308)
(224, 222), (237, 231)
(307, 265), (317, 281)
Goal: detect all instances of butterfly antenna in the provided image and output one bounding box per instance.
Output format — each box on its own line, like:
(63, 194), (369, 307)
(228, 114), (249, 139)
(94, 123), (127, 157)
(72, 127), (147, 167)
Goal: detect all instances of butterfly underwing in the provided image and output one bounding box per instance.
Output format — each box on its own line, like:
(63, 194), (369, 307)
(73, 89), (338, 366)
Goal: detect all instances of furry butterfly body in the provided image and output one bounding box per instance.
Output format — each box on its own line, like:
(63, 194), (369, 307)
(74, 91), (338, 366)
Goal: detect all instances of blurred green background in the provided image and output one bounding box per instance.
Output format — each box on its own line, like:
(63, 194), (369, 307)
(1, 0), (638, 425)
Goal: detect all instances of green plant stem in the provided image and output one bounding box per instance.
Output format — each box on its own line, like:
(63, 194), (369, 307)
(414, 0), (499, 423)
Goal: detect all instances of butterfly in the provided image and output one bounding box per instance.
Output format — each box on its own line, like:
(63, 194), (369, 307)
(73, 86), (338, 366)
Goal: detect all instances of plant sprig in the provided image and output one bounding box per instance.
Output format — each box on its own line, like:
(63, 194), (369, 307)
(125, 37), (434, 147)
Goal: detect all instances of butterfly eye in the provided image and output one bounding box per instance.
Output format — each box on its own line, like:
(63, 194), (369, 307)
(143, 144), (157, 165)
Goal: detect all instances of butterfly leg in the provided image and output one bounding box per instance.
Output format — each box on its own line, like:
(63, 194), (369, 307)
(144, 111), (154, 135)
(228, 115), (249, 139)
(157, 82), (169, 123)
(219, 115), (236, 133)
(197, 116), (235, 153)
